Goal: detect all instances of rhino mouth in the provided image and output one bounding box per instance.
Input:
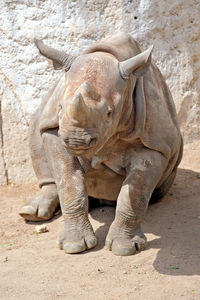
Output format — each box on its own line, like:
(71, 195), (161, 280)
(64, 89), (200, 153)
(58, 127), (97, 155)
(65, 137), (96, 150)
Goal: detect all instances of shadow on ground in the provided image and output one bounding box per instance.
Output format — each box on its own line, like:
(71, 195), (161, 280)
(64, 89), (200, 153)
(90, 168), (200, 276)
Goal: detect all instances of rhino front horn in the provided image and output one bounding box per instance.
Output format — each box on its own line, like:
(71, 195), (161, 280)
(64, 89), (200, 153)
(70, 93), (88, 121)
(119, 45), (153, 79)
(34, 39), (76, 71)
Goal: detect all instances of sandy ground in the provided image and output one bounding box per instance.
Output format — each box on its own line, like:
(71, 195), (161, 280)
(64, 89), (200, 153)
(0, 142), (200, 300)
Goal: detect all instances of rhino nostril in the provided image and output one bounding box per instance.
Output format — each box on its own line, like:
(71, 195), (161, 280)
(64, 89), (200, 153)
(89, 137), (96, 146)
(85, 136), (96, 146)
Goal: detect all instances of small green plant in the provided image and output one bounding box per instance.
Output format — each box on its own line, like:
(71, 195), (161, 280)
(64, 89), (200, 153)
(133, 265), (138, 269)
(170, 265), (179, 270)
(0, 243), (14, 248)
(3, 256), (8, 262)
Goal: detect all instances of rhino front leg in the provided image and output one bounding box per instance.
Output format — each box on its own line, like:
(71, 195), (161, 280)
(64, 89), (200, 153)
(105, 149), (167, 256)
(42, 130), (97, 254)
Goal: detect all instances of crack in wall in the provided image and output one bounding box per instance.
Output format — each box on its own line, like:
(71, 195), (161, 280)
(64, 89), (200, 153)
(0, 99), (8, 184)
(0, 70), (29, 127)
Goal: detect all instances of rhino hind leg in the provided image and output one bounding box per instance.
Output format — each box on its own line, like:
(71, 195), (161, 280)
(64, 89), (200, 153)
(19, 111), (59, 221)
(19, 184), (59, 221)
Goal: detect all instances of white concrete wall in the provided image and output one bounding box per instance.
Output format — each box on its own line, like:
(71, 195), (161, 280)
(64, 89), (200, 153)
(0, 0), (199, 184)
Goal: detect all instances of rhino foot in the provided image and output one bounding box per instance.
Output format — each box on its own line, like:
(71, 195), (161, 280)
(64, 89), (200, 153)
(105, 224), (147, 256)
(58, 221), (97, 254)
(19, 185), (59, 221)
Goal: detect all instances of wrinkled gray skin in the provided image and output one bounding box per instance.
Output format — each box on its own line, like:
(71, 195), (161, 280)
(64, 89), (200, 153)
(19, 33), (183, 256)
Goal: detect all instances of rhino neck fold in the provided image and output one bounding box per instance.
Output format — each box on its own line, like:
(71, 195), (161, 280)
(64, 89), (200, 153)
(134, 77), (146, 135)
(117, 77), (146, 142)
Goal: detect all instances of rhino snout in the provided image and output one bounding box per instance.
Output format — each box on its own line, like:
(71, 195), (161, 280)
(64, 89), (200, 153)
(59, 128), (97, 151)
(65, 136), (97, 151)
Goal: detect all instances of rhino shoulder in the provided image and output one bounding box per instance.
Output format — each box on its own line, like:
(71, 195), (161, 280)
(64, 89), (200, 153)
(38, 74), (66, 134)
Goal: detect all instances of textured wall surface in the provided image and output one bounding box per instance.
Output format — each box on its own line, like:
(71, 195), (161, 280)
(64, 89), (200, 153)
(0, 0), (200, 184)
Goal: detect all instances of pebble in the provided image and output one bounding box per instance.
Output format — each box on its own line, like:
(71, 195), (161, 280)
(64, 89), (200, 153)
(35, 224), (49, 233)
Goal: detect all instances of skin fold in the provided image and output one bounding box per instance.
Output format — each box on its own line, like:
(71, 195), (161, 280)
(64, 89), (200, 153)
(19, 33), (183, 256)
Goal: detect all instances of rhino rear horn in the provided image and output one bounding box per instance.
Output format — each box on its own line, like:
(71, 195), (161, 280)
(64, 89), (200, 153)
(119, 45), (153, 79)
(34, 39), (76, 71)
(80, 82), (100, 101)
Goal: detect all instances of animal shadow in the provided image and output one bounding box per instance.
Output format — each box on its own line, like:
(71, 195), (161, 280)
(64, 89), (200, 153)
(90, 168), (200, 275)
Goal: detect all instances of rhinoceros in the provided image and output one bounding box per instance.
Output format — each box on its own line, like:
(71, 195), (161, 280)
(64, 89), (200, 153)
(19, 33), (183, 256)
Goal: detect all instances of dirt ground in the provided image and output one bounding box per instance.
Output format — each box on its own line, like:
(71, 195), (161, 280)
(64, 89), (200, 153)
(0, 142), (200, 300)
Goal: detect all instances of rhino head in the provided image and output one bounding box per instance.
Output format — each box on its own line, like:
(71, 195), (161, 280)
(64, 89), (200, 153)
(35, 39), (153, 157)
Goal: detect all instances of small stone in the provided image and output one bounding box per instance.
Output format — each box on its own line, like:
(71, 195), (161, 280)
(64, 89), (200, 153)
(80, 283), (86, 287)
(35, 224), (49, 233)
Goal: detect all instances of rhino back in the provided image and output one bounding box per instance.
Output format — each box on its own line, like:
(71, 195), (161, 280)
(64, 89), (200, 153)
(84, 32), (142, 61)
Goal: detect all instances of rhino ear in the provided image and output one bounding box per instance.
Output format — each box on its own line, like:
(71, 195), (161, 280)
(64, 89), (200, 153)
(119, 45), (153, 79)
(34, 39), (76, 71)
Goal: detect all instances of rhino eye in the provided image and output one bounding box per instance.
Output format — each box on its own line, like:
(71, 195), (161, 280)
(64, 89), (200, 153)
(58, 104), (62, 110)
